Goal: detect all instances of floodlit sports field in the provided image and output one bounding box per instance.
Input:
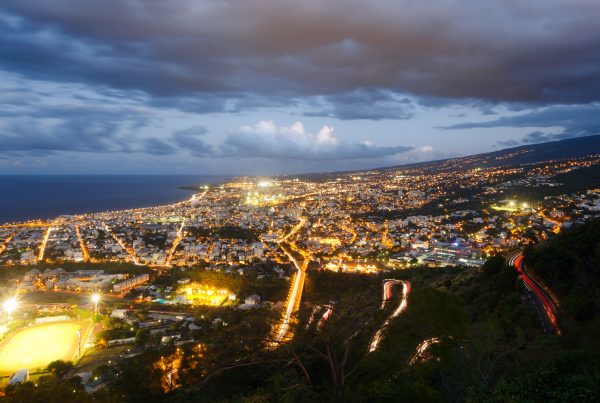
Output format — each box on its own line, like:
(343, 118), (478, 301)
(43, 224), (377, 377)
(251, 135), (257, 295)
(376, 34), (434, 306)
(0, 321), (89, 374)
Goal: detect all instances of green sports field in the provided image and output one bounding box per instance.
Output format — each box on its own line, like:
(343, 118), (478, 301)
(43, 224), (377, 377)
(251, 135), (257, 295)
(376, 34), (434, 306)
(0, 320), (90, 374)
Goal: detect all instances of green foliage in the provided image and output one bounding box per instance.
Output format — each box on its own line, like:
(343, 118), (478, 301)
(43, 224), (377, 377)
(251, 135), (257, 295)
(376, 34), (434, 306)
(478, 353), (600, 403)
(3, 376), (86, 403)
(46, 360), (75, 377)
(524, 218), (600, 323)
(97, 317), (136, 342)
(135, 328), (150, 345)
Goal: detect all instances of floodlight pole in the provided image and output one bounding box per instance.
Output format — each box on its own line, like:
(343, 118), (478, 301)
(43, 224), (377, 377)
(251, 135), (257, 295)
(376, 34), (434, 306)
(77, 329), (81, 361)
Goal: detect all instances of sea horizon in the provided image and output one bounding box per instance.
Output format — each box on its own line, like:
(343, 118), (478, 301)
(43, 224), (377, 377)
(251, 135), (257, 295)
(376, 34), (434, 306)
(0, 174), (230, 224)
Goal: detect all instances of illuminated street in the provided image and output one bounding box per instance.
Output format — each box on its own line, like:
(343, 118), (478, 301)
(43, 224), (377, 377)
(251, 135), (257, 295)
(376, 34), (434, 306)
(37, 226), (54, 262)
(75, 225), (91, 262)
(271, 217), (310, 345)
(102, 223), (142, 265)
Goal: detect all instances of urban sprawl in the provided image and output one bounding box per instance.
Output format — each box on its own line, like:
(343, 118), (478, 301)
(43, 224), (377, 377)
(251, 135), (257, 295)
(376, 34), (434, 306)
(0, 152), (599, 391)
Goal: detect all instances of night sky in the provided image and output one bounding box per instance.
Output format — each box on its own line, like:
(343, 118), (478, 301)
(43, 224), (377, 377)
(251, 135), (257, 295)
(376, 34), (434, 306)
(1, 1), (599, 174)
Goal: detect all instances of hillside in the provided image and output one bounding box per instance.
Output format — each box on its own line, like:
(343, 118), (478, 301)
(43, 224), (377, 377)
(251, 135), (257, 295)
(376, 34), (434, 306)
(291, 135), (600, 181)
(524, 218), (600, 325)
(386, 134), (600, 173)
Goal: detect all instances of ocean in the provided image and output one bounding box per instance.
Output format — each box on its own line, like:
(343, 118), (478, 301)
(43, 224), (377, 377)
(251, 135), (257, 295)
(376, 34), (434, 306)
(0, 175), (229, 224)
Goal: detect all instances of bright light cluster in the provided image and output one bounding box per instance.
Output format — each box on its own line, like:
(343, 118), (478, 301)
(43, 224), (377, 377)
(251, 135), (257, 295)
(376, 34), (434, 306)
(178, 283), (231, 306)
(245, 192), (285, 206)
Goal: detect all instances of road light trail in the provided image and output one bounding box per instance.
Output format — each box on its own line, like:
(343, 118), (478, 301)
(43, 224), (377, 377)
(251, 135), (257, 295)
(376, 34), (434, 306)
(508, 252), (561, 335)
(37, 226), (54, 262)
(316, 304), (334, 332)
(270, 217), (309, 346)
(510, 249), (561, 308)
(369, 279), (411, 353)
(75, 225), (91, 262)
(164, 219), (186, 267)
(277, 217), (306, 243)
(103, 223), (142, 265)
(409, 337), (441, 366)
(271, 242), (308, 344)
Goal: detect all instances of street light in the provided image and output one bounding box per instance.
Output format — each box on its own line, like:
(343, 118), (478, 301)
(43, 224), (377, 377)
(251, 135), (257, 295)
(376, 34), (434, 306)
(91, 293), (101, 314)
(3, 297), (17, 322)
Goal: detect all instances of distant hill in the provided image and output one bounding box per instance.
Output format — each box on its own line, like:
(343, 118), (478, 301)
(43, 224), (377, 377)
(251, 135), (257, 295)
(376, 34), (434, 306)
(385, 134), (600, 173)
(291, 135), (600, 181)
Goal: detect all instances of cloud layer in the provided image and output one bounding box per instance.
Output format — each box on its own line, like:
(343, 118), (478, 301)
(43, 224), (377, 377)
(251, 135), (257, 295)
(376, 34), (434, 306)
(220, 121), (413, 160)
(0, 1), (599, 173)
(1, 0), (600, 110)
(442, 103), (600, 145)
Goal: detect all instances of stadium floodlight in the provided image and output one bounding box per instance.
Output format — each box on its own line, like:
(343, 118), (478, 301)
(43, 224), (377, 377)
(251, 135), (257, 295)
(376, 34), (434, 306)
(91, 293), (101, 314)
(3, 297), (18, 322)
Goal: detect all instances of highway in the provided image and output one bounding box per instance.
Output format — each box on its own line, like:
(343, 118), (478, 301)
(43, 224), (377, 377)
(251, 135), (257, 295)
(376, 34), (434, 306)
(507, 252), (561, 335)
(270, 217), (310, 346)
(369, 279), (411, 353)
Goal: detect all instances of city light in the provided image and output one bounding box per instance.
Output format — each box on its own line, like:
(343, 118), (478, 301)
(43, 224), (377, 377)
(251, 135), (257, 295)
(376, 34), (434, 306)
(91, 293), (101, 314)
(3, 297), (18, 322)
(178, 284), (231, 306)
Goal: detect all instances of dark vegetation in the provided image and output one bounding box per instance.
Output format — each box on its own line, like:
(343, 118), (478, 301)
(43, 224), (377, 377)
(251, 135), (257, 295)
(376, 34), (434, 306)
(524, 218), (600, 351)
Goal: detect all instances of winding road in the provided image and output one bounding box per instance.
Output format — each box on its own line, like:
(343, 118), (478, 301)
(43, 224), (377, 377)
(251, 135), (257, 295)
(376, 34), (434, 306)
(369, 279), (411, 353)
(507, 251), (560, 335)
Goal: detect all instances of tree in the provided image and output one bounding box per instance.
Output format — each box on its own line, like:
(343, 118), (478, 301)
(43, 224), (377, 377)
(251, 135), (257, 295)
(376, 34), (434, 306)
(136, 328), (150, 345)
(46, 360), (74, 377)
(3, 376), (86, 403)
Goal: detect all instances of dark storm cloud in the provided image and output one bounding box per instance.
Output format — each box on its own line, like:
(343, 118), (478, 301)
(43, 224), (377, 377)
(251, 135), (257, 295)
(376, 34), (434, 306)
(0, 97), (176, 156)
(0, 118), (122, 156)
(140, 137), (177, 155)
(442, 103), (600, 145)
(304, 89), (414, 120)
(221, 135), (412, 160)
(172, 126), (214, 157)
(1, 0), (599, 117)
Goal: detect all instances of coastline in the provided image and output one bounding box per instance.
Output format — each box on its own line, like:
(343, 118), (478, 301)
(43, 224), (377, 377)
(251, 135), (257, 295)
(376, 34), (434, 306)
(0, 175), (230, 225)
